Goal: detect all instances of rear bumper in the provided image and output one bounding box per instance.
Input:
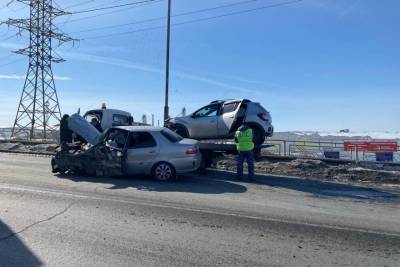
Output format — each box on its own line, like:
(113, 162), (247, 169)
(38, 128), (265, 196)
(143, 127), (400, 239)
(265, 124), (274, 137)
(170, 154), (202, 174)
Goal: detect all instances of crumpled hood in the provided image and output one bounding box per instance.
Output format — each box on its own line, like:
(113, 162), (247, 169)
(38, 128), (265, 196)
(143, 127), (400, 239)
(68, 113), (100, 145)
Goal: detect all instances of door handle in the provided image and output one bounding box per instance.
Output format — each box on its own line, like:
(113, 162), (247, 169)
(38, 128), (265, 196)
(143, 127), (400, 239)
(149, 151), (156, 154)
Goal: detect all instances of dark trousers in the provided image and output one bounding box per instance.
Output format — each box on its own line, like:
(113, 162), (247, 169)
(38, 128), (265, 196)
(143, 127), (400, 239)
(237, 151), (254, 179)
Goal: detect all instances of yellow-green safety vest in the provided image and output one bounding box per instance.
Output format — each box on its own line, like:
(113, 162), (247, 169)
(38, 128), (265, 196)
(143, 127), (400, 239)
(235, 128), (254, 151)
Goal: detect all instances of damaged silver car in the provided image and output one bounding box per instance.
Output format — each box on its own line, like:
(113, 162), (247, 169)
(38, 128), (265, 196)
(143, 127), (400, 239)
(52, 114), (202, 181)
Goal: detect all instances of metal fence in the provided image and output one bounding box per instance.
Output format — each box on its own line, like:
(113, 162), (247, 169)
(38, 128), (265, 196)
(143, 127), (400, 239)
(264, 139), (400, 162)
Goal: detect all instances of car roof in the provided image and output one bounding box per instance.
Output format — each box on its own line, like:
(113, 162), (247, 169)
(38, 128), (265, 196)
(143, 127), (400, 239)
(113, 126), (164, 132)
(85, 109), (131, 116)
(209, 99), (251, 105)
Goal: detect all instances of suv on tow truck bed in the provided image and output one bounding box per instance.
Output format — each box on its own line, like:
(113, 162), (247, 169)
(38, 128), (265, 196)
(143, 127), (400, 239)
(166, 99), (273, 146)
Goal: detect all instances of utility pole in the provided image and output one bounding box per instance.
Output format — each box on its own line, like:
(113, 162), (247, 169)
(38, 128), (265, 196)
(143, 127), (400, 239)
(1, 0), (77, 140)
(163, 0), (171, 125)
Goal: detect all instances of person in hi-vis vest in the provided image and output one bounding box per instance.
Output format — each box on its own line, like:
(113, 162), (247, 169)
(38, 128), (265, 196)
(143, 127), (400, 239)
(234, 123), (255, 181)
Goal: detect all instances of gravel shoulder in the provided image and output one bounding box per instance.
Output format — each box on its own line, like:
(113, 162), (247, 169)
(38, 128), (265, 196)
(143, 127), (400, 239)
(214, 154), (400, 185)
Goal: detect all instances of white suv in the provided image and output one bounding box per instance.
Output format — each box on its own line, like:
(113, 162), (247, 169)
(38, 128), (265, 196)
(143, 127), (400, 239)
(166, 99), (273, 146)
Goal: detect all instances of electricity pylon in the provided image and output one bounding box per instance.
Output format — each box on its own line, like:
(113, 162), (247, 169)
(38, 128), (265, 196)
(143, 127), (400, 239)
(1, 0), (77, 140)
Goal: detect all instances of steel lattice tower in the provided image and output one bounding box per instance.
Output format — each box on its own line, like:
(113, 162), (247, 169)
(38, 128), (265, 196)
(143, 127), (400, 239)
(2, 0), (76, 140)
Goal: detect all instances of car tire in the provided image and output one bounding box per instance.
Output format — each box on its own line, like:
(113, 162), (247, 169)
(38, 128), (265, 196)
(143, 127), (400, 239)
(174, 125), (189, 138)
(152, 162), (176, 181)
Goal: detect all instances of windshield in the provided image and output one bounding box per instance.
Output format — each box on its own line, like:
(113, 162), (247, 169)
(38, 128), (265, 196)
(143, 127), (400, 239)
(193, 104), (220, 117)
(84, 111), (103, 123)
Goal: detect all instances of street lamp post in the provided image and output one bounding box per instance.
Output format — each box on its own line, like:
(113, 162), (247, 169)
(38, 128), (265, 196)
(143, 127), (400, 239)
(164, 0), (172, 125)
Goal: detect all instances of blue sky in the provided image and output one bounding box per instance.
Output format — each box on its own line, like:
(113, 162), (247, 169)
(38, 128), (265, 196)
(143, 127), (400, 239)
(0, 0), (399, 131)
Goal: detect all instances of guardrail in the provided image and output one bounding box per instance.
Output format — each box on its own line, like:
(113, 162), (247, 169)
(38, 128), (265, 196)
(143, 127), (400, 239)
(1, 137), (399, 163)
(265, 139), (400, 162)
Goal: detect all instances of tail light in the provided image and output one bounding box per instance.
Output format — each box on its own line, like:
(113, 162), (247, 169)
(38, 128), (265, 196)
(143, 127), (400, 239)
(186, 147), (198, 155)
(258, 113), (269, 121)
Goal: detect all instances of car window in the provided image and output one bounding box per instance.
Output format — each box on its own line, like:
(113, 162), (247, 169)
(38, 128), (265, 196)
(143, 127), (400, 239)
(193, 104), (220, 117)
(113, 114), (130, 125)
(103, 129), (128, 149)
(127, 132), (157, 149)
(222, 102), (239, 114)
(161, 129), (183, 142)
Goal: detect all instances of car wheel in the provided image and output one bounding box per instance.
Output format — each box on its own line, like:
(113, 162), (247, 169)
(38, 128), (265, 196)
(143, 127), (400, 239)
(152, 162), (176, 181)
(252, 127), (265, 147)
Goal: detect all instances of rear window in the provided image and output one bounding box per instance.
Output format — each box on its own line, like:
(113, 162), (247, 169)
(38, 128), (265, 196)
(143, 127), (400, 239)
(161, 129), (183, 142)
(222, 102), (239, 114)
(255, 103), (267, 112)
(113, 114), (130, 125)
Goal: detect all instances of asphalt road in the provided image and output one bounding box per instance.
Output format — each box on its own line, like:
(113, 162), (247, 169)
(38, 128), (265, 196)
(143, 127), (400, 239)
(0, 153), (400, 266)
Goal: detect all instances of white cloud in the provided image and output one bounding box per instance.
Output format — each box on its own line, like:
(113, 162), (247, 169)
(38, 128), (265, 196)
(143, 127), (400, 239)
(62, 51), (272, 95)
(0, 74), (24, 80)
(53, 75), (72, 81)
(0, 74), (71, 80)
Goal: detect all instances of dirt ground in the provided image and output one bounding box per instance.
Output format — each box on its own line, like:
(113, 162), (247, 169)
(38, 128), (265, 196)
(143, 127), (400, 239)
(213, 154), (400, 185)
(1, 142), (400, 185)
(0, 142), (58, 154)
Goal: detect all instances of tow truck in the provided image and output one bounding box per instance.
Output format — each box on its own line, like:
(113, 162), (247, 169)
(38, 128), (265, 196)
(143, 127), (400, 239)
(83, 103), (149, 130)
(53, 106), (271, 177)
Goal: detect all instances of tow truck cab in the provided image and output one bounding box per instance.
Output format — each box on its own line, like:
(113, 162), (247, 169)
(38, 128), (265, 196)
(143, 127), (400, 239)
(83, 108), (133, 131)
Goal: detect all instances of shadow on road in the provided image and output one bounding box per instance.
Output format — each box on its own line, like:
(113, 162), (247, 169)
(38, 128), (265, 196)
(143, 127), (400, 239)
(205, 170), (399, 201)
(56, 170), (399, 201)
(56, 173), (247, 194)
(0, 220), (42, 266)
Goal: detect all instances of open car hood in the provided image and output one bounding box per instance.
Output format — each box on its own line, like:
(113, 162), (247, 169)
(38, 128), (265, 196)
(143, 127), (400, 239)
(68, 113), (100, 145)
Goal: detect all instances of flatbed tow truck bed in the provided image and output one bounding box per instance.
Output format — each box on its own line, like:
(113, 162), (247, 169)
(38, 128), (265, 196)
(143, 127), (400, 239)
(197, 140), (272, 169)
(198, 141), (272, 152)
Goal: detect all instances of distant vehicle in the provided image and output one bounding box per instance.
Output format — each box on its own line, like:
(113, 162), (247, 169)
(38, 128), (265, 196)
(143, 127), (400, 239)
(166, 99), (273, 146)
(52, 125), (201, 181)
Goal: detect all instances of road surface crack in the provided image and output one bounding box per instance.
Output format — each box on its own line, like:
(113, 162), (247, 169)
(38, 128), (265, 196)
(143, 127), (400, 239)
(0, 202), (74, 241)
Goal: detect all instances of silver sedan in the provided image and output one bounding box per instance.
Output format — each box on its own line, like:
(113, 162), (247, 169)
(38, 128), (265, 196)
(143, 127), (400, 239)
(104, 126), (202, 181)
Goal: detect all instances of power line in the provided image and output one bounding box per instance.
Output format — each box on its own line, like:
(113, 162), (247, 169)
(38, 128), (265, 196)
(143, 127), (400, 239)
(65, 0), (140, 10)
(69, 0), (157, 14)
(83, 25), (164, 39)
(0, 58), (24, 68)
(64, 0), (97, 9)
(71, 0), (266, 34)
(58, 0), (164, 25)
(0, 54), (14, 61)
(71, 16), (162, 34)
(0, 34), (28, 42)
(81, 0), (304, 40)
